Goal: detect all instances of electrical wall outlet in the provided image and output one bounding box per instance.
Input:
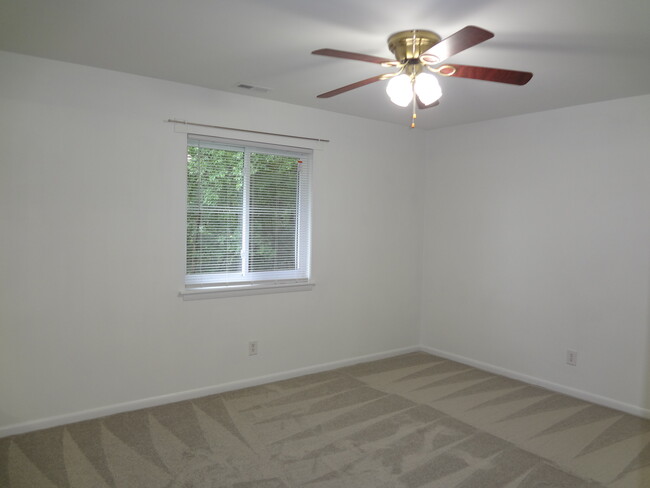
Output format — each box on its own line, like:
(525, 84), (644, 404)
(249, 341), (258, 356)
(566, 349), (578, 366)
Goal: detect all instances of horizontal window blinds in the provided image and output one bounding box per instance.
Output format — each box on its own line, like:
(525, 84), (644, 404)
(186, 135), (312, 287)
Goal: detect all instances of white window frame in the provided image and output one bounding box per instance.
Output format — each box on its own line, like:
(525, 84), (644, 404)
(181, 134), (313, 300)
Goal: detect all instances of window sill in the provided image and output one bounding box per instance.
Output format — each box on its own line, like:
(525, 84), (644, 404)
(179, 282), (315, 300)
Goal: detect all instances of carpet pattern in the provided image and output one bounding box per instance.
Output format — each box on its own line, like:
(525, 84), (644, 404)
(1, 352), (649, 487)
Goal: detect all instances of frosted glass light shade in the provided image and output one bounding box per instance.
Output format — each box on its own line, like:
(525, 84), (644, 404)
(386, 74), (413, 107)
(414, 73), (442, 106)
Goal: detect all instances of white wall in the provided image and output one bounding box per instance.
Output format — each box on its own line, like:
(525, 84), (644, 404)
(420, 95), (650, 416)
(0, 51), (425, 434)
(2, 50), (648, 436)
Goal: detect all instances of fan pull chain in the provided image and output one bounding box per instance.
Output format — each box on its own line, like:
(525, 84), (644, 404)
(411, 30), (418, 129)
(411, 86), (417, 128)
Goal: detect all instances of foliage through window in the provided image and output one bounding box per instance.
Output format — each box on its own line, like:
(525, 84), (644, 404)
(186, 135), (311, 288)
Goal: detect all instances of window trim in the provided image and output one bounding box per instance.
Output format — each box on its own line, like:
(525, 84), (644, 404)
(182, 133), (314, 298)
(179, 281), (315, 300)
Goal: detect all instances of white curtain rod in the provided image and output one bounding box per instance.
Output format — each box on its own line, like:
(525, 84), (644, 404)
(166, 119), (330, 143)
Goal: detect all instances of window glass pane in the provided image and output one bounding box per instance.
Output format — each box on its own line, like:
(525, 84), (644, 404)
(186, 145), (244, 275)
(185, 134), (311, 289)
(248, 152), (299, 272)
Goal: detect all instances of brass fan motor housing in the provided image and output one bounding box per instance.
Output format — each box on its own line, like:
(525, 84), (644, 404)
(387, 29), (441, 62)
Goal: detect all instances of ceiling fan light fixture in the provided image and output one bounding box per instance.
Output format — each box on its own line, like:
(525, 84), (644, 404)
(414, 73), (442, 106)
(312, 25), (532, 126)
(385, 74), (413, 107)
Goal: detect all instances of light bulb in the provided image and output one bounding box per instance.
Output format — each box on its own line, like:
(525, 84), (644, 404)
(386, 74), (413, 107)
(414, 73), (442, 106)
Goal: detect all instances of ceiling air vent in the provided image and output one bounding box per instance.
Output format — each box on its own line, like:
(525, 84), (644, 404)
(236, 83), (270, 93)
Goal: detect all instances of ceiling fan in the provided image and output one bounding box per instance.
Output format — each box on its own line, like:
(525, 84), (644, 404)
(312, 26), (533, 127)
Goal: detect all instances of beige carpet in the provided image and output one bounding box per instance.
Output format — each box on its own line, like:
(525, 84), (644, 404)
(1, 352), (649, 487)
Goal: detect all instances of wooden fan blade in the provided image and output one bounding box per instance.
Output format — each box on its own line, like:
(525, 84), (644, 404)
(417, 99), (440, 109)
(312, 48), (394, 65)
(422, 25), (494, 63)
(316, 74), (386, 98)
(445, 64), (533, 85)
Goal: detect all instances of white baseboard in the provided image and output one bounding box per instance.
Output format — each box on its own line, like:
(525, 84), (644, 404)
(420, 345), (650, 419)
(3, 343), (648, 438)
(0, 346), (419, 438)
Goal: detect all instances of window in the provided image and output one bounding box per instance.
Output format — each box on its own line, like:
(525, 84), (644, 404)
(185, 134), (312, 295)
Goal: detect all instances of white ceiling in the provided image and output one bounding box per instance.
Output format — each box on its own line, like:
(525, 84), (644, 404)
(1, 0), (649, 130)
